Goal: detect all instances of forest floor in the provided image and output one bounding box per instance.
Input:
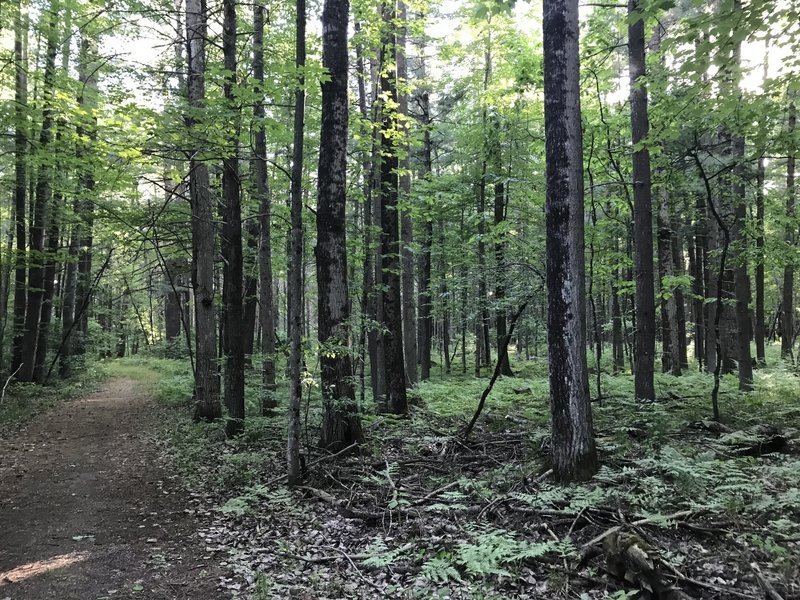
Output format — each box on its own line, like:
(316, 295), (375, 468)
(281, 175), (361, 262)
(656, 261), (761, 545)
(138, 355), (800, 600)
(2, 358), (800, 600)
(0, 376), (224, 600)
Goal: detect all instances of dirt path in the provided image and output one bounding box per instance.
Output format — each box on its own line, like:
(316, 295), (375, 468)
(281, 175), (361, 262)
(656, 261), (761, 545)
(0, 377), (223, 599)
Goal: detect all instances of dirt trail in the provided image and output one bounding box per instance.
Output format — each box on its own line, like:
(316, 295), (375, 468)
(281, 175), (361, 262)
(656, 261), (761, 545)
(0, 377), (223, 599)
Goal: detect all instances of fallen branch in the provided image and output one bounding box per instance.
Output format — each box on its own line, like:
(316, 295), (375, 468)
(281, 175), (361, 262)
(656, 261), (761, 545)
(463, 301), (528, 441)
(266, 442), (359, 486)
(582, 509), (696, 549)
(750, 562), (785, 600)
(0, 364), (23, 404)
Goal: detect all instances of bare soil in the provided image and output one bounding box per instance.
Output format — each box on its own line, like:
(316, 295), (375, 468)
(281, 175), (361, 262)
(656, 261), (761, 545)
(0, 377), (223, 599)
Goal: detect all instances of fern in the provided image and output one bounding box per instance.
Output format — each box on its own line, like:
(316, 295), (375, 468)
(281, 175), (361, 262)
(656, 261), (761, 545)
(362, 538), (412, 568)
(421, 557), (462, 583)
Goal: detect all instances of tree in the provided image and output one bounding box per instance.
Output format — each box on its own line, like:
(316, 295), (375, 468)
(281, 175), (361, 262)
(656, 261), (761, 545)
(379, 1), (408, 415)
(253, 0), (277, 411)
(186, 0), (221, 421)
(542, 0), (598, 482)
(628, 0), (656, 401)
(316, 0), (363, 451)
(18, 2), (59, 383)
(287, 0), (307, 484)
(11, 0), (28, 379)
(221, 0), (245, 437)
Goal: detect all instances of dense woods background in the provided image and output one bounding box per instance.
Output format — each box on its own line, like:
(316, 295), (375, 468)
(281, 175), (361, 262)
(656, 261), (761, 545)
(2, 0), (800, 597)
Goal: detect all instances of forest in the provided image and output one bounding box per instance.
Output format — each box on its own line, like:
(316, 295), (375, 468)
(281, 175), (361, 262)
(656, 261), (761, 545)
(0, 0), (799, 598)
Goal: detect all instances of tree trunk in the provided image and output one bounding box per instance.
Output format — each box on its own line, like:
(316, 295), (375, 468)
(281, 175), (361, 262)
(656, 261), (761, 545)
(543, 0), (598, 482)
(379, 3), (407, 414)
(19, 5), (58, 382)
(657, 188), (681, 375)
(755, 40), (770, 366)
(316, 0), (362, 452)
(11, 0), (28, 377)
(628, 0), (656, 400)
(221, 0), (245, 437)
(416, 47), (433, 381)
(253, 0), (277, 411)
(186, 0), (221, 420)
(782, 100), (796, 360)
(397, 0), (417, 386)
(242, 220), (259, 358)
(286, 0), (306, 484)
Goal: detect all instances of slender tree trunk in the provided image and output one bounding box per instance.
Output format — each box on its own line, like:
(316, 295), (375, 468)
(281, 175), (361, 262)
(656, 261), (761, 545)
(11, 0), (28, 377)
(221, 0), (245, 437)
(628, 0), (656, 400)
(379, 2), (407, 414)
(286, 0), (306, 484)
(657, 188), (681, 375)
(253, 0), (276, 411)
(543, 0), (598, 482)
(242, 220), (259, 358)
(316, 0), (362, 452)
(782, 100), (796, 360)
(416, 48), (433, 381)
(19, 6), (58, 381)
(34, 185), (61, 383)
(755, 40), (770, 366)
(397, 0), (417, 386)
(186, 0), (221, 420)
(671, 220), (689, 369)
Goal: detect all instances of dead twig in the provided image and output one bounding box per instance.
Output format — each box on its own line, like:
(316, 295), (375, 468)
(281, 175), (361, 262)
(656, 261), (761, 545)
(750, 562), (785, 600)
(582, 509), (696, 549)
(266, 442), (359, 486)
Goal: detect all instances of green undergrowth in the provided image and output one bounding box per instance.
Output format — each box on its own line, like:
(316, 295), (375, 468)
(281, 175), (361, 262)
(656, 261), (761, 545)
(124, 347), (800, 598)
(0, 360), (107, 427)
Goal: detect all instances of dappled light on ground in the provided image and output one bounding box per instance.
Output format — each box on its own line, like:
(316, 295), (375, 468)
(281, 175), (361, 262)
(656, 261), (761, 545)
(0, 552), (89, 585)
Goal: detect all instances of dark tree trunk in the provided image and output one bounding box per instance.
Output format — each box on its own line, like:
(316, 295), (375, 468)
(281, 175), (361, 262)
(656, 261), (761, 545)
(657, 188), (681, 375)
(286, 0), (306, 484)
(543, 0), (598, 482)
(671, 220), (689, 369)
(397, 0), (417, 386)
(316, 0), (362, 451)
(379, 3), (407, 414)
(783, 100), (796, 360)
(253, 0), (276, 411)
(242, 219), (259, 358)
(71, 36), (98, 363)
(186, 0), (221, 420)
(755, 153), (766, 365)
(19, 6), (58, 382)
(416, 50), (433, 381)
(628, 0), (656, 400)
(11, 1), (28, 378)
(221, 0), (245, 437)
(34, 187), (61, 384)
(755, 40), (770, 366)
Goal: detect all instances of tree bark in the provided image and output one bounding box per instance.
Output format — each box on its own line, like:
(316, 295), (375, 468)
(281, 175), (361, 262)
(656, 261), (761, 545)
(657, 188), (681, 375)
(19, 5), (58, 381)
(11, 0), (28, 377)
(397, 0), (417, 387)
(543, 0), (598, 482)
(782, 100), (796, 360)
(186, 0), (221, 420)
(286, 0), (306, 484)
(221, 0), (245, 437)
(316, 0), (362, 451)
(253, 0), (277, 411)
(379, 2), (407, 414)
(416, 46), (433, 381)
(628, 0), (656, 400)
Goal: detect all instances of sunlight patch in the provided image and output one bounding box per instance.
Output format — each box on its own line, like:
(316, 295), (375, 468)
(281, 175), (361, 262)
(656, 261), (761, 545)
(0, 552), (89, 585)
